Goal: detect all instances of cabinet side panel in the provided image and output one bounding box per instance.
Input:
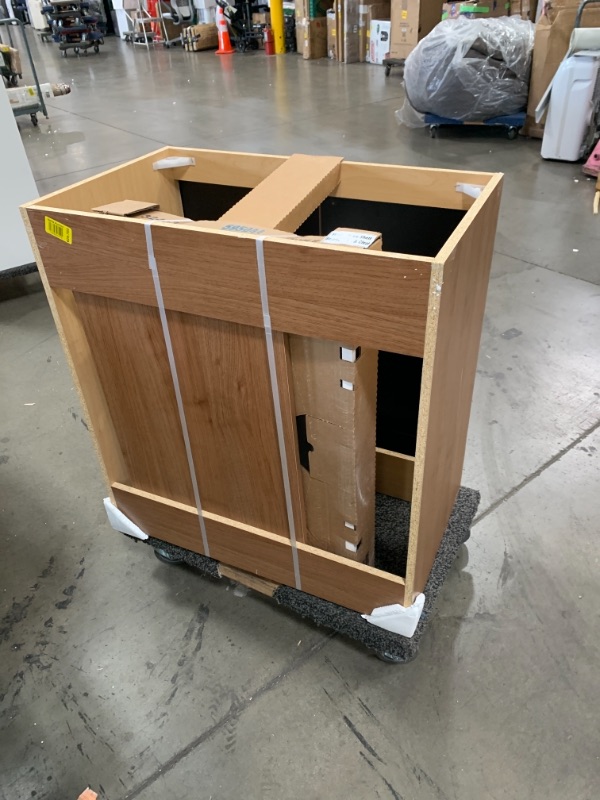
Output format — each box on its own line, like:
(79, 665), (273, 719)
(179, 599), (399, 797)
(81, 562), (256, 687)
(406, 177), (503, 597)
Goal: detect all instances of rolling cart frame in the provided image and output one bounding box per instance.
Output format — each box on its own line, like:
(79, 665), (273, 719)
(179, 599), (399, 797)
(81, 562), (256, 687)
(0, 18), (48, 127)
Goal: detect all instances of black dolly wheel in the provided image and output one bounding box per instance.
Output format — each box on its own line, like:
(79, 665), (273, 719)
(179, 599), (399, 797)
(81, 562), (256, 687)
(507, 126), (518, 140)
(429, 125), (439, 138)
(154, 547), (184, 565)
(385, 64), (391, 77)
(30, 113), (38, 127)
(375, 649), (417, 664)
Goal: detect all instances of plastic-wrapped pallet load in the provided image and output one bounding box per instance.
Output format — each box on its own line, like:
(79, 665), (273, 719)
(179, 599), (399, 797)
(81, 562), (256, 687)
(397, 17), (535, 125)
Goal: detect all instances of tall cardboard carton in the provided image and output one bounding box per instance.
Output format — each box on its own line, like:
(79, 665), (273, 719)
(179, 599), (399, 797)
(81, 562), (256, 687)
(360, 0), (390, 62)
(389, 0), (441, 60)
(327, 8), (337, 57)
(296, 17), (328, 58)
(343, 0), (360, 61)
(524, 0), (600, 138)
(336, 0), (345, 59)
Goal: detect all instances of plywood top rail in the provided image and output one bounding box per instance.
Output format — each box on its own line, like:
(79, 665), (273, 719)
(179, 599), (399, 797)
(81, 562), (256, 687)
(27, 206), (432, 356)
(26, 147), (503, 217)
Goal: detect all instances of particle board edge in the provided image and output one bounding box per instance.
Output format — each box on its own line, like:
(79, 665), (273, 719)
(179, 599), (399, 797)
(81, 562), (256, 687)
(405, 176), (503, 599)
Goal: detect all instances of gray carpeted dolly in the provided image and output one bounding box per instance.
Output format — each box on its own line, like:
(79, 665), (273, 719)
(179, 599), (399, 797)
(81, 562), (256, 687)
(141, 487), (479, 664)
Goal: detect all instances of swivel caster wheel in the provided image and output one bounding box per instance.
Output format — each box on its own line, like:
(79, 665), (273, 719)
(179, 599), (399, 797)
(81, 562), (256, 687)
(507, 126), (518, 140)
(375, 649), (416, 664)
(429, 125), (439, 138)
(154, 547), (184, 565)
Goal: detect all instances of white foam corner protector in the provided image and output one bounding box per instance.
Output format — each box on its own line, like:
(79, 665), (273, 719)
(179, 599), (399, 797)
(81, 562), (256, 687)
(103, 497), (149, 540)
(362, 593), (425, 638)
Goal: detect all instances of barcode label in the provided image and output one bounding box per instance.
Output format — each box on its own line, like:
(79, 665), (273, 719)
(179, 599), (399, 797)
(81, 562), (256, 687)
(44, 216), (72, 244)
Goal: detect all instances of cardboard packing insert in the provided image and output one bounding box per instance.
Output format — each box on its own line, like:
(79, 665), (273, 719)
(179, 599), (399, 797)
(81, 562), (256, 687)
(22, 147), (502, 615)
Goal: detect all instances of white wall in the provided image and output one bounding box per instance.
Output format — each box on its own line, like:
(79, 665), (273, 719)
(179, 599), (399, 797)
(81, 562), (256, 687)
(0, 86), (38, 273)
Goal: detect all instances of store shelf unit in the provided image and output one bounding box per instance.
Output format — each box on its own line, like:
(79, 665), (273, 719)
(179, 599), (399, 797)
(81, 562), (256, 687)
(0, 18), (48, 126)
(42, 0), (105, 56)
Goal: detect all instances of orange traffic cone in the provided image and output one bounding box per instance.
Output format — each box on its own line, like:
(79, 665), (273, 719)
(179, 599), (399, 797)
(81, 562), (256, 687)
(215, 6), (235, 55)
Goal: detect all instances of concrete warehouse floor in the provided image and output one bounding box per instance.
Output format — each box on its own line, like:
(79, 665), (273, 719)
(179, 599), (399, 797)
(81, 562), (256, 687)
(1, 34), (599, 800)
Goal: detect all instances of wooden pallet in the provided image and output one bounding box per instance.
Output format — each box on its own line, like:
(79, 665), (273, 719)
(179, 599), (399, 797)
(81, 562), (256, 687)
(22, 148), (502, 615)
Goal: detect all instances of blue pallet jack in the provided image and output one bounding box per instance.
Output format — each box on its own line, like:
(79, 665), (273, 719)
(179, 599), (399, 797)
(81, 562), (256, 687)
(424, 111), (526, 139)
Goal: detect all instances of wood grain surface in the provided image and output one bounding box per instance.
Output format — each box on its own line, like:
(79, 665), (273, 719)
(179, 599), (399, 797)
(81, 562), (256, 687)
(27, 209), (157, 306)
(75, 293), (195, 505)
(375, 448), (414, 502)
(112, 482), (406, 614)
(30, 207), (432, 355)
(160, 147), (286, 189)
(334, 161), (494, 211)
(218, 564), (278, 597)
(31, 147), (182, 214)
(264, 241), (431, 356)
(167, 311), (291, 534)
(53, 288), (129, 486)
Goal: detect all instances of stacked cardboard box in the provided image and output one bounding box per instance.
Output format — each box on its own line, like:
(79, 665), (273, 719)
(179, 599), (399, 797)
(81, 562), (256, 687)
(509, 0), (535, 18)
(296, 0), (332, 57)
(326, 8), (337, 57)
(525, 0), (600, 137)
(361, 1), (390, 61)
(389, 0), (443, 60)
(323, 0), (390, 61)
(296, 16), (328, 57)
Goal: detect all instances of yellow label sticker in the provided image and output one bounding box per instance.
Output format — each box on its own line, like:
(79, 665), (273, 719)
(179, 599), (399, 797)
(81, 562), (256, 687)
(27, 87), (35, 96)
(401, 9), (408, 17)
(44, 216), (73, 244)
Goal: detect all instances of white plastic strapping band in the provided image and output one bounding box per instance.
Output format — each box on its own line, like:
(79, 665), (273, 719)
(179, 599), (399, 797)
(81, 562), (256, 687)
(104, 497), (148, 540)
(255, 237), (302, 591)
(362, 593), (425, 638)
(456, 183), (484, 199)
(144, 222), (210, 557)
